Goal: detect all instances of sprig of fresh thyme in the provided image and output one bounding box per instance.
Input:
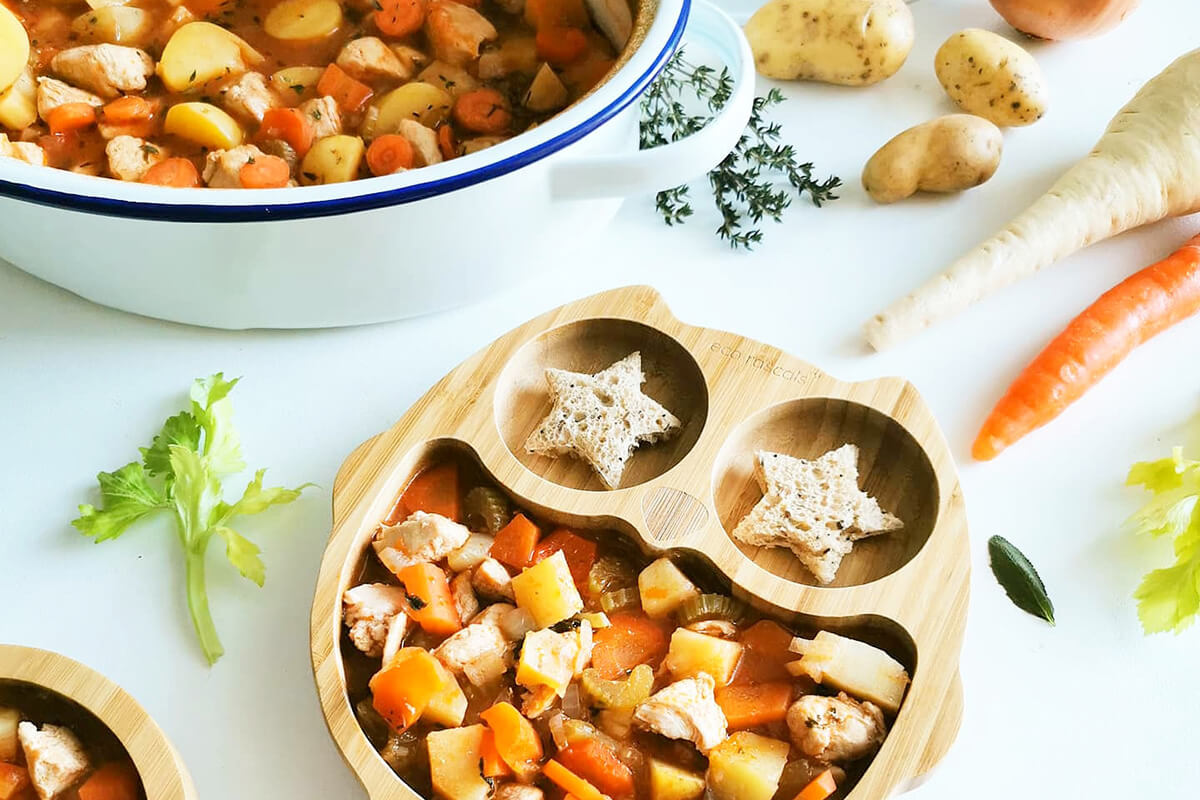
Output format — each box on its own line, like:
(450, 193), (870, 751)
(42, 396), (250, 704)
(640, 51), (841, 249)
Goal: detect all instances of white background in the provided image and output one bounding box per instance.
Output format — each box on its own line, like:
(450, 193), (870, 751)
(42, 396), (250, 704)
(3, 0), (1200, 797)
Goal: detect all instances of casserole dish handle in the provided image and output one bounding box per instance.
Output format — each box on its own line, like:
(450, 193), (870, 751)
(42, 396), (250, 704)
(548, 0), (755, 200)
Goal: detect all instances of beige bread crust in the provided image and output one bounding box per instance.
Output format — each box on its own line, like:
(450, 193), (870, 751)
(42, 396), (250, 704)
(866, 47), (1200, 350)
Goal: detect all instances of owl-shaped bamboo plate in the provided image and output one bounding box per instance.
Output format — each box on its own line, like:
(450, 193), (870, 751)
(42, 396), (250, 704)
(311, 285), (968, 800)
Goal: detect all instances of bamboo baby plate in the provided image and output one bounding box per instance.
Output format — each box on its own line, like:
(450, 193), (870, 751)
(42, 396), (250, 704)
(311, 285), (968, 799)
(0, 644), (198, 800)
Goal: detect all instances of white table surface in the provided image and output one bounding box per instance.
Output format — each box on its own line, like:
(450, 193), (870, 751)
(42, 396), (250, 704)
(3, 1), (1200, 797)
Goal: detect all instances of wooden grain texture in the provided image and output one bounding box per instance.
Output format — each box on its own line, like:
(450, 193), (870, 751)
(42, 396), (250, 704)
(311, 286), (970, 800)
(0, 645), (197, 800)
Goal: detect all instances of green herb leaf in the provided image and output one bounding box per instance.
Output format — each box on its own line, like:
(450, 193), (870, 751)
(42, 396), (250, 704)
(141, 411), (202, 476)
(988, 535), (1055, 625)
(214, 525), (266, 586)
(72, 462), (168, 542)
(169, 445), (220, 542)
(191, 373), (245, 477)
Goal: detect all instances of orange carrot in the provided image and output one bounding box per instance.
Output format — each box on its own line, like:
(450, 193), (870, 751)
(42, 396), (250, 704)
(391, 462), (460, 523)
(437, 123), (457, 161)
(397, 563), (462, 636)
(590, 613), (668, 680)
(140, 158), (201, 188)
(974, 234), (1200, 460)
(732, 619), (794, 684)
(239, 154), (291, 189)
(532, 529), (596, 585)
(525, 0), (589, 30)
(479, 701), (543, 780)
(259, 107), (315, 157)
(536, 26), (588, 66)
(77, 762), (140, 800)
(490, 513), (540, 569)
(370, 648), (447, 732)
(0, 764), (30, 800)
(316, 64), (374, 113)
(375, 0), (425, 36)
(366, 134), (415, 176)
(452, 89), (512, 135)
(556, 738), (635, 798)
(479, 729), (513, 778)
(46, 102), (97, 134)
(715, 682), (793, 730)
(101, 96), (155, 124)
(794, 769), (837, 800)
(543, 760), (606, 800)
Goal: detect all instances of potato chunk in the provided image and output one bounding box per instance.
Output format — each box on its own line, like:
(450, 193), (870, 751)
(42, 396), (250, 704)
(164, 102), (245, 150)
(158, 22), (262, 92)
(264, 0), (344, 41)
(649, 758), (705, 800)
(511, 550), (584, 628)
(71, 6), (152, 45)
(0, 69), (37, 130)
(427, 725), (491, 800)
(0, 708), (18, 762)
(300, 135), (365, 184)
(664, 628), (743, 686)
(372, 81), (453, 133)
(788, 631), (909, 714)
(0, 3), (30, 95)
(705, 731), (790, 800)
(638, 558), (699, 619)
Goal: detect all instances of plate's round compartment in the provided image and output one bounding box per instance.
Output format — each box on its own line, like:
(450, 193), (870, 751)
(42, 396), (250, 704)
(0, 645), (197, 800)
(712, 398), (940, 587)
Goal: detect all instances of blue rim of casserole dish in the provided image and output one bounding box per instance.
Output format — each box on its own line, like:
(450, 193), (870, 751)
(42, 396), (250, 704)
(0, 1), (690, 224)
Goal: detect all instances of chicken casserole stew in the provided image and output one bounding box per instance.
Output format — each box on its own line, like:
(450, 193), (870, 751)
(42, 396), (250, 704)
(0, 0), (634, 188)
(340, 454), (912, 800)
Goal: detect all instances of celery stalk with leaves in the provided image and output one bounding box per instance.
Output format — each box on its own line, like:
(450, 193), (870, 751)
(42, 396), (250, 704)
(72, 374), (310, 664)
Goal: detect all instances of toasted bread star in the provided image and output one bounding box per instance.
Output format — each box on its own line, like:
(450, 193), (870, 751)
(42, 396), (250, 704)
(524, 352), (681, 489)
(731, 445), (903, 584)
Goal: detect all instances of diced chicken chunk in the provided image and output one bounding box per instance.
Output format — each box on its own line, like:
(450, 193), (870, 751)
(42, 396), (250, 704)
(222, 71), (280, 123)
(343, 583), (410, 658)
(337, 37), (412, 82)
(105, 135), (165, 181)
(0, 135), (47, 167)
(35, 77), (103, 121)
(686, 620), (738, 639)
(374, 511), (470, 574)
(435, 621), (513, 686)
(633, 673), (728, 754)
(202, 144), (267, 188)
(425, 0), (498, 67)
(51, 45), (154, 99)
(584, 0), (632, 50)
(395, 119), (442, 167)
(472, 558), (515, 601)
(18, 722), (89, 800)
(451, 571), (480, 623)
(299, 96), (342, 139)
(786, 692), (886, 764)
(391, 44), (430, 74)
(494, 784), (544, 800)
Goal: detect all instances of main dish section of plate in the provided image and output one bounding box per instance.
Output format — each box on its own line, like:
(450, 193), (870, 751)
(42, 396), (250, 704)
(0, 680), (144, 800)
(338, 446), (914, 800)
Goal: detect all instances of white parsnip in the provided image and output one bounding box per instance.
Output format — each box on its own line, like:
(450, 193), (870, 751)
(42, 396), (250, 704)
(865, 48), (1200, 350)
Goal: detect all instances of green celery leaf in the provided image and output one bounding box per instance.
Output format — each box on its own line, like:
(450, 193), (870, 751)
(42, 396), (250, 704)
(141, 411), (202, 476)
(214, 526), (265, 586)
(213, 469), (310, 526)
(988, 535), (1055, 625)
(72, 462), (167, 542)
(168, 445), (220, 544)
(189, 372), (245, 477)
(1133, 502), (1200, 634)
(190, 373), (240, 409)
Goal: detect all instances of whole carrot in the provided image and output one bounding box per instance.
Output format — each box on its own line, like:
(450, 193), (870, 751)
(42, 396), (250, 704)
(974, 234), (1200, 460)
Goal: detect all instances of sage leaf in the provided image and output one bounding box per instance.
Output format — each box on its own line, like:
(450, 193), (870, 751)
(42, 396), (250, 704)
(988, 535), (1055, 625)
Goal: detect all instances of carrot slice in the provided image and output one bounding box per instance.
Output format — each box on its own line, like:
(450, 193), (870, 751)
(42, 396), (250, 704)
(366, 134), (415, 176)
(590, 613), (669, 680)
(479, 728), (513, 778)
(536, 26), (588, 66)
(397, 562), (462, 636)
(732, 619), (795, 684)
(715, 682), (793, 730)
(543, 760), (605, 800)
(369, 648), (447, 732)
(239, 154), (291, 188)
(0, 764), (31, 800)
(140, 158), (201, 188)
(375, 0), (425, 36)
(316, 64), (374, 112)
(389, 462), (461, 523)
(452, 89), (512, 135)
(490, 513), (540, 570)
(479, 701), (543, 780)
(259, 107), (315, 157)
(46, 102), (97, 134)
(437, 123), (457, 161)
(556, 738), (635, 798)
(794, 769), (838, 800)
(532, 529), (596, 585)
(102, 96), (155, 124)
(77, 762), (140, 800)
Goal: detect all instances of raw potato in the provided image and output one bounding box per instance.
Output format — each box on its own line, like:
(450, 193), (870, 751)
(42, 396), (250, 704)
(372, 82), (453, 134)
(0, 69), (37, 130)
(164, 102), (245, 149)
(0, 3), (30, 95)
(72, 6), (153, 45)
(863, 114), (1003, 203)
(935, 29), (1047, 127)
(744, 0), (914, 85)
(300, 135), (365, 184)
(158, 22), (263, 92)
(264, 0), (344, 41)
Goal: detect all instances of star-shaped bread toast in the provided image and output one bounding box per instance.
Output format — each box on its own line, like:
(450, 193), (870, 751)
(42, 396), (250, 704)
(524, 352), (681, 489)
(731, 445), (903, 584)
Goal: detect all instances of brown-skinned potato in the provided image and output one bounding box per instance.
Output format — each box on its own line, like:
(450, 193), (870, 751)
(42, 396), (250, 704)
(862, 114), (1003, 204)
